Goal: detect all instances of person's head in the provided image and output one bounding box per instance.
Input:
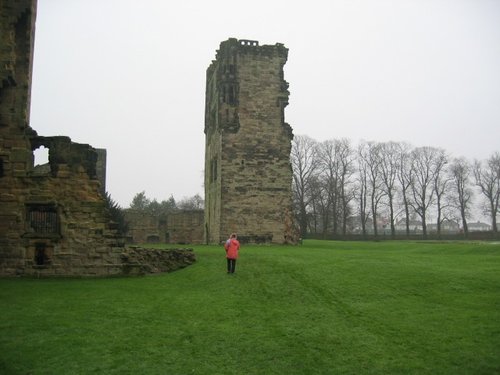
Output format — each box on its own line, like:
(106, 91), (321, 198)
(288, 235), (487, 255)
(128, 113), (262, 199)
(230, 233), (237, 239)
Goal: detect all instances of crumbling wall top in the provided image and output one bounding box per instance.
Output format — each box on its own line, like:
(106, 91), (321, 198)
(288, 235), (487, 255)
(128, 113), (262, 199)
(207, 38), (288, 75)
(31, 135), (98, 179)
(218, 38), (288, 57)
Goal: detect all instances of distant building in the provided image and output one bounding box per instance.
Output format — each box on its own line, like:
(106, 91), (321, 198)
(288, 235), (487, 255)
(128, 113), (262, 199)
(349, 216), (391, 234)
(427, 219), (460, 233)
(395, 218), (423, 233)
(468, 221), (492, 232)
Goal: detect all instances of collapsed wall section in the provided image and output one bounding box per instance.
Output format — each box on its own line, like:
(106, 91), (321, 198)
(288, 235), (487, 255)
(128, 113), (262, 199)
(0, 0), (196, 276)
(1, 131), (128, 276)
(0, 1), (126, 277)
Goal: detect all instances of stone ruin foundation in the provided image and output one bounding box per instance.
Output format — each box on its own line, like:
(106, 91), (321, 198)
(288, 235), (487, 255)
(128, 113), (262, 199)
(0, 0), (195, 277)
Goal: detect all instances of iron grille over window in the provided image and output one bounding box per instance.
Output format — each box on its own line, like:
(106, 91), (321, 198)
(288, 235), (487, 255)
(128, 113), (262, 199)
(27, 205), (59, 235)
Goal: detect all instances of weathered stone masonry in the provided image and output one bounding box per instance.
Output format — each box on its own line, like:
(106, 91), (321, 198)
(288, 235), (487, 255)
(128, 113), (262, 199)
(204, 39), (297, 244)
(123, 209), (204, 245)
(0, 0), (195, 276)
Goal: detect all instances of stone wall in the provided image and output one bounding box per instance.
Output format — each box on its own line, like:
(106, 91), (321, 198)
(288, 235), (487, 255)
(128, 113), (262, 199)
(124, 210), (167, 244)
(0, 1), (123, 277)
(0, 0), (36, 130)
(0, 0), (196, 277)
(204, 39), (298, 244)
(121, 247), (196, 276)
(0, 132), (129, 277)
(124, 209), (204, 245)
(167, 210), (204, 244)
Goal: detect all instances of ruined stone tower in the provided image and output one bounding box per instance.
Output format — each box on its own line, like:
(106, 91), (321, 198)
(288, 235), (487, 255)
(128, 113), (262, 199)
(204, 38), (296, 244)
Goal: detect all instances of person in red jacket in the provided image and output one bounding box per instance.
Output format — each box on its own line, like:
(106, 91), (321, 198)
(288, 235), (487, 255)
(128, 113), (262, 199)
(224, 233), (240, 274)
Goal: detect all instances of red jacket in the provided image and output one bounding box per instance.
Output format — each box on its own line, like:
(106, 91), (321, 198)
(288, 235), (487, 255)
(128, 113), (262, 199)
(225, 238), (240, 259)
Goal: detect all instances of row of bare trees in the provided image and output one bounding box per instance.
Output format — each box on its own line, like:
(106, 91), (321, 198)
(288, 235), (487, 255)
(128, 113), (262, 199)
(291, 135), (500, 239)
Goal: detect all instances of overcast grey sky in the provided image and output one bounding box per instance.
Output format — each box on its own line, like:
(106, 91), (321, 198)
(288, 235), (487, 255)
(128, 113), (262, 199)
(30, 0), (500, 207)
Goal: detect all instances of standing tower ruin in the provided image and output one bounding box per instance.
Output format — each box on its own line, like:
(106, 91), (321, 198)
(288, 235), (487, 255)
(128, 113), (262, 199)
(204, 38), (296, 244)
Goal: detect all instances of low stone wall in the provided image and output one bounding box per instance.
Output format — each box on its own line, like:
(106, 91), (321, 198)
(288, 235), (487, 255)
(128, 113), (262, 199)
(120, 247), (196, 276)
(7, 247), (196, 278)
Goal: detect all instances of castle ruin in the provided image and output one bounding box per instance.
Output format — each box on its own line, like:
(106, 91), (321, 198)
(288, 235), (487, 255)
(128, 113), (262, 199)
(204, 39), (297, 244)
(0, 0), (195, 276)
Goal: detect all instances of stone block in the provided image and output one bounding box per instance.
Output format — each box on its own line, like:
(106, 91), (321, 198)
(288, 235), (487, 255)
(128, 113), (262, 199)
(0, 193), (16, 202)
(9, 148), (30, 163)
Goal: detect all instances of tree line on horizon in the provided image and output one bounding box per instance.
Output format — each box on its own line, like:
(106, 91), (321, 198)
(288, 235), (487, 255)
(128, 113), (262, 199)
(291, 135), (500, 239)
(127, 191), (204, 214)
(105, 136), (499, 241)
(104, 191), (204, 236)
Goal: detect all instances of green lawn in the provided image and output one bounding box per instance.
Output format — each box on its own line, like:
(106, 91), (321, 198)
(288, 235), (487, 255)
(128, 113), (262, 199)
(1, 240), (499, 374)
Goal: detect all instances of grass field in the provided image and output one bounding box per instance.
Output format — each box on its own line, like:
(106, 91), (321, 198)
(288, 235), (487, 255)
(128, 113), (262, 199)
(1, 240), (499, 374)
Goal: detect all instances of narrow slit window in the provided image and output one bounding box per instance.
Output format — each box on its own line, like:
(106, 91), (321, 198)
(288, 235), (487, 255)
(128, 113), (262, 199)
(228, 85), (235, 105)
(211, 158), (218, 182)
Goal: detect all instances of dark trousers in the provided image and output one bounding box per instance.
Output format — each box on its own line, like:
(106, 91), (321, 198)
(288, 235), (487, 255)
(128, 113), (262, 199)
(227, 258), (236, 273)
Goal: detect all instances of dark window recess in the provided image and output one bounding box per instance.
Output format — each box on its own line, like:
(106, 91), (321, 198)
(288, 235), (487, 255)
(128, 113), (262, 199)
(27, 205), (60, 234)
(211, 158), (218, 182)
(35, 243), (47, 265)
(221, 85), (226, 103)
(228, 85), (235, 105)
(147, 235), (160, 243)
(0, 158), (4, 177)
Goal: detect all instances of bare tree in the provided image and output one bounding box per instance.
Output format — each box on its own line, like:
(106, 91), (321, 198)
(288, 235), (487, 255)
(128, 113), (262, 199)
(178, 194), (204, 210)
(474, 152), (500, 233)
(308, 174), (328, 236)
(359, 142), (385, 237)
(379, 141), (399, 238)
(291, 135), (319, 237)
(316, 138), (354, 236)
(449, 157), (473, 237)
(355, 143), (371, 237)
(410, 146), (441, 238)
(432, 149), (450, 238)
(395, 142), (414, 237)
(336, 139), (355, 235)
(317, 140), (338, 235)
